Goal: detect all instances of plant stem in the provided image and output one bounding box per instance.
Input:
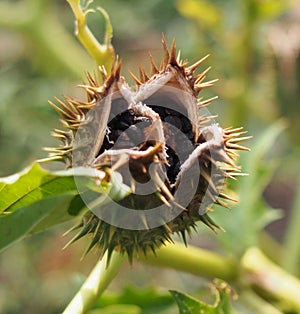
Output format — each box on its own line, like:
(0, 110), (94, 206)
(140, 241), (238, 281)
(240, 290), (283, 314)
(241, 247), (300, 313)
(62, 251), (126, 314)
(66, 0), (114, 73)
(283, 179), (300, 275)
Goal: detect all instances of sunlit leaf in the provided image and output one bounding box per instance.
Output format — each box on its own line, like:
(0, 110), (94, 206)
(0, 163), (77, 213)
(30, 194), (87, 234)
(170, 280), (235, 314)
(0, 162), (107, 251)
(0, 194), (72, 252)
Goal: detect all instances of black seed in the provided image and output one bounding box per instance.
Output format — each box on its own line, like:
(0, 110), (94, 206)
(108, 109), (135, 131)
(167, 152), (174, 165)
(151, 106), (166, 119)
(187, 130), (195, 141)
(169, 109), (182, 117)
(166, 146), (181, 183)
(109, 129), (123, 142)
(197, 133), (206, 144)
(181, 116), (192, 133)
(117, 120), (131, 131)
(168, 161), (180, 183)
(122, 109), (135, 125)
(165, 116), (182, 130)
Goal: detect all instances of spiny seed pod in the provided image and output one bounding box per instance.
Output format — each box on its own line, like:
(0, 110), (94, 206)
(44, 36), (250, 264)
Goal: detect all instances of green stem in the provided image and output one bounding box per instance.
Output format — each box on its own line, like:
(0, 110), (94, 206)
(140, 241), (238, 281)
(66, 0), (114, 73)
(241, 247), (300, 313)
(283, 179), (300, 275)
(62, 252), (126, 314)
(240, 290), (283, 314)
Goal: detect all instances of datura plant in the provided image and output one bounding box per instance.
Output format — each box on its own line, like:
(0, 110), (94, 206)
(4, 2), (300, 313)
(43, 32), (250, 264)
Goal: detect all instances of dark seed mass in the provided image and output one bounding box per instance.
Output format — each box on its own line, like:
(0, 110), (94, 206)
(98, 103), (196, 184)
(164, 115), (182, 130)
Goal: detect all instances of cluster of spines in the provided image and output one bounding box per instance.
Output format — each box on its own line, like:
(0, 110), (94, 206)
(128, 36), (218, 98)
(42, 61), (123, 164)
(64, 210), (201, 264)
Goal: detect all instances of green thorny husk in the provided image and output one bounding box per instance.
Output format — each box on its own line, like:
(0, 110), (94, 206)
(44, 37), (250, 264)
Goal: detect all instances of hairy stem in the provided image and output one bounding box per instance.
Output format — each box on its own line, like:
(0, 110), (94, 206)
(62, 252), (126, 314)
(140, 241), (238, 281)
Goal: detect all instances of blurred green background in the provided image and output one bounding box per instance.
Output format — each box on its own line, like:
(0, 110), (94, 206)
(0, 0), (299, 313)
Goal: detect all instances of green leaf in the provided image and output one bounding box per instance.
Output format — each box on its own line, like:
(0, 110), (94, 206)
(171, 290), (215, 314)
(170, 280), (235, 314)
(0, 162), (107, 251)
(0, 163), (78, 213)
(30, 194), (86, 234)
(0, 161), (134, 252)
(0, 194), (72, 252)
